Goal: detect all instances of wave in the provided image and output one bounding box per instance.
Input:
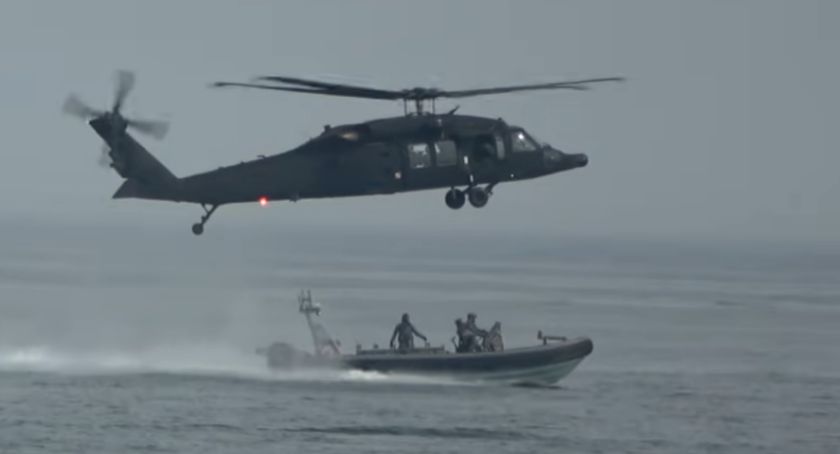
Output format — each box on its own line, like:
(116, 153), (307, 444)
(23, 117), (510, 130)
(285, 424), (527, 440)
(0, 345), (264, 376)
(0, 345), (465, 386)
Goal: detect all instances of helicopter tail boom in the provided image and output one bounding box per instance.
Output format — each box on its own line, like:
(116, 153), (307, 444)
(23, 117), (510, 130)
(87, 117), (181, 201)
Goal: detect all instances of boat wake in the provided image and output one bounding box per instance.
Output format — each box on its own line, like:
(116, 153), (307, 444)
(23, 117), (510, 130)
(0, 345), (465, 387)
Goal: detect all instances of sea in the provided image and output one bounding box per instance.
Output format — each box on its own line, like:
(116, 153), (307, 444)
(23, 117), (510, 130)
(1, 221), (838, 453)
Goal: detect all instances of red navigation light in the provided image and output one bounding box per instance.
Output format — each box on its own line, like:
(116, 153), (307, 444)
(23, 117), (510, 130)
(259, 196), (268, 207)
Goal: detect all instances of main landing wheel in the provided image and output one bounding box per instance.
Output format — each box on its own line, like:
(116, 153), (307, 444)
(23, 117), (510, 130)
(467, 186), (489, 208)
(445, 188), (466, 209)
(191, 223), (204, 235)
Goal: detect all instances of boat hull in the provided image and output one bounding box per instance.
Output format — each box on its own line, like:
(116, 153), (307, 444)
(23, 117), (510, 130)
(263, 337), (593, 387)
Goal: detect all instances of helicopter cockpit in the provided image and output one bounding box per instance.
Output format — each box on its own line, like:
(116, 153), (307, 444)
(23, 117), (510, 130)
(510, 128), (542, 153)
(508, 126), (588, 173)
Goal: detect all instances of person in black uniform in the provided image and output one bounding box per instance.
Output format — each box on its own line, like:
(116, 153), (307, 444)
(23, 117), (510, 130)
(455, 316), (486, 353)
(390, 313), (427, 351)
(454, 318), (473, 352)
(465, 312), (488, 350)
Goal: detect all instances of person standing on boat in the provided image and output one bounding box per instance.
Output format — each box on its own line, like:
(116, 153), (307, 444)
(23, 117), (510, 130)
(455, 318), (481, 353)
(454, 318), (474, 352)
(390, 313), (427, 351)
(483, 322), (504, 352)
(465, 313), (489, 350)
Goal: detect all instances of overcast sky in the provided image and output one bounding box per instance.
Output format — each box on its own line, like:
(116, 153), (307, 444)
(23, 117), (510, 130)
(0, 1), (837, 243)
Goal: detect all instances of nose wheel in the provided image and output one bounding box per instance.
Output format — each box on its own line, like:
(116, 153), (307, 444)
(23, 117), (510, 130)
(191, 204), (218, 235)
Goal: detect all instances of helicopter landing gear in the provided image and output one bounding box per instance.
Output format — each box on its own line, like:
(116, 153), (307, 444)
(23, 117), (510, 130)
(445, 188), (466, 209)
(445, 184), (495, 209)
(467, 186), (489, 208)
(191, 204), (218, 235)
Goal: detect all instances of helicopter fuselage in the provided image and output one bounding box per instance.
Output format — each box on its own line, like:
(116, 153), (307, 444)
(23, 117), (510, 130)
(169, 114), (587, 205)
(91, 112), (588, 235)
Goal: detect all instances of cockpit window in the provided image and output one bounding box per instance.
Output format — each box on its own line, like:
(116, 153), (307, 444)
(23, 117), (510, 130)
(511, 130), (539, 153)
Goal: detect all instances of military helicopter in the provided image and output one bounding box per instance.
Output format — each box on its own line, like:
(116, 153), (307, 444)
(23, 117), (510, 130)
(63, 71), (622, 235)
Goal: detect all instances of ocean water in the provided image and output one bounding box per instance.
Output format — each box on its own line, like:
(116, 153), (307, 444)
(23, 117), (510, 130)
(1, 223), (839, 453)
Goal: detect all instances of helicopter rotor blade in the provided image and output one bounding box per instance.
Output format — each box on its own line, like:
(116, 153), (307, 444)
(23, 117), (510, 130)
(212, 75), (625, 104)
(212, 81), (401, 100)
(127, 118), (169, 140)
(213, 81), (335, 93)
(439, 77), (626, 99)
(113, 70), (136, 112)
(63, 94), (103, 119)
(253, 75), (403, 99)
(256, 75), (372, 90)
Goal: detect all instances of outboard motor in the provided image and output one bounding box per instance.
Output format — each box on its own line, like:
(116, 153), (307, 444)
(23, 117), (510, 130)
(260, 342), (308, 369)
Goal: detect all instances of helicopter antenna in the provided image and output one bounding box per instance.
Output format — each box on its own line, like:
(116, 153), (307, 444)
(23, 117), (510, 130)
(212, 75), (624, 116)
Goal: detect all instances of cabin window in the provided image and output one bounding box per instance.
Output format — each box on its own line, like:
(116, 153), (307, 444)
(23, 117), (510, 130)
(434, 140), (457, 166)
(495, 134), (506, 159)
(408, 143), (431, 169)
(511, 130), (538, 153)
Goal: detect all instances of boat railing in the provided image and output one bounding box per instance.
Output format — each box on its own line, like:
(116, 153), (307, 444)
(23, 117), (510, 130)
(356, 344), (447, 356)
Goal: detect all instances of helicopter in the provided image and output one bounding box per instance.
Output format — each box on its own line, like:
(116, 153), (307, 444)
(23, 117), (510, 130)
(63, 71), (623, 235)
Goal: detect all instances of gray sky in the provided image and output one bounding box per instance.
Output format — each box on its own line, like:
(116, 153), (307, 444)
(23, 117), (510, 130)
(1, 0), (838, 242)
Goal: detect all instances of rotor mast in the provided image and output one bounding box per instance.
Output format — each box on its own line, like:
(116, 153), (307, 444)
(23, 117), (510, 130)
(404, 97), (435, 115)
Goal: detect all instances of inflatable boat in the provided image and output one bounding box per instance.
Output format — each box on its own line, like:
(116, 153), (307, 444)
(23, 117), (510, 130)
(257, 291), (593, 386)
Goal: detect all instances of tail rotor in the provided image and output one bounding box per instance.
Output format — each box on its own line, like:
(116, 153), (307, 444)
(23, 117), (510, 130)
(62, 70), (170, 166)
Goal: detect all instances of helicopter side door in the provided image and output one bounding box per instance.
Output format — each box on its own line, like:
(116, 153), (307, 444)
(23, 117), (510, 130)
(402, 134), (509, 190)
(463, 132), (507, 184)
(401, 140), (460, 190)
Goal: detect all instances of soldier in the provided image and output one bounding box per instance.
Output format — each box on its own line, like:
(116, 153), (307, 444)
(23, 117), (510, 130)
(454, 318), (471, 352)
(390, 313), (427, 351)
(455, 317), (482, 353)
(465, 312), (488, 350)
(483, 321), (504, 352)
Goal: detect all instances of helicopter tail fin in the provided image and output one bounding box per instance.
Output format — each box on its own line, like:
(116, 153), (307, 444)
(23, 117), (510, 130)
(88, 117), (182, 201)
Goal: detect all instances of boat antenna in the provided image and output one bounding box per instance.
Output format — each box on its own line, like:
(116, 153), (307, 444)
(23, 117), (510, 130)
(299, 289), (320, 316)
(297, 290), (340, 356)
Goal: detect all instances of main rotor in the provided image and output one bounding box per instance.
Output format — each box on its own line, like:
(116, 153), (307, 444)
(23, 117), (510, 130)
(212, 74), (624, 115)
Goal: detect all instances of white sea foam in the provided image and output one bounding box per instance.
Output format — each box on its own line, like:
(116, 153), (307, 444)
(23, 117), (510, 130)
(0, 344), (466, 386)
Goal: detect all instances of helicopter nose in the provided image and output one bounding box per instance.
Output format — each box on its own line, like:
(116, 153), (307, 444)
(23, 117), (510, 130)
(572, 153), (588, 167)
